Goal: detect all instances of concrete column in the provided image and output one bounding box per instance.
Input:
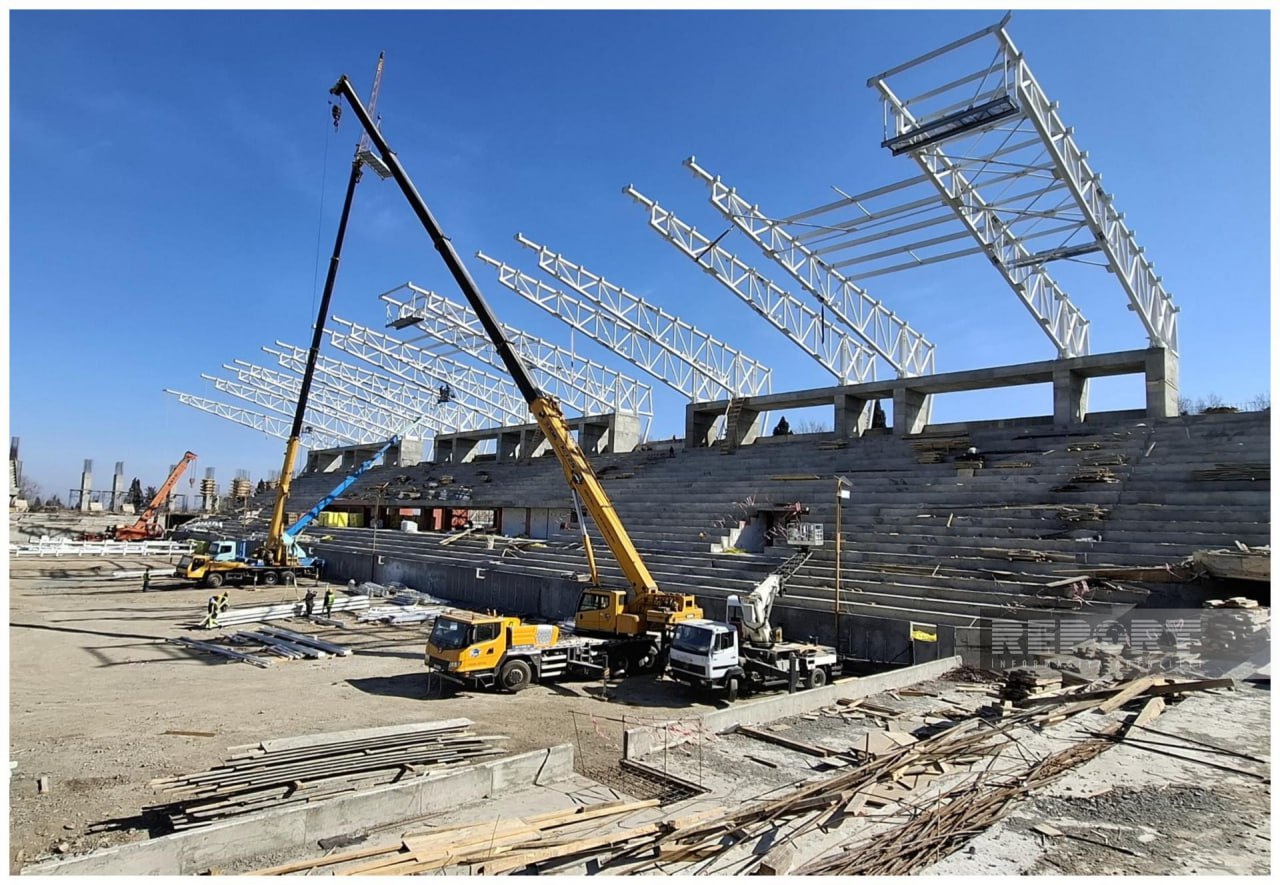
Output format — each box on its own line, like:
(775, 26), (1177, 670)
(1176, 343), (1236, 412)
(892, 388), (928, 436)
(1053, 365), (1089, 425)
(1145, 347), (1179, 419)
(608, 412), (641, 454)
(392, 437), (424, 467)
(79, 459), (93, 512)
(684, 405), (719, 450)
(497, 431), (521, 462)
(111, 463), (125, 512)
(730, 407), (761, 449)
(578, 421), (607, 455)
(834, 394), (872, 438)
(521, 429), (552, 462)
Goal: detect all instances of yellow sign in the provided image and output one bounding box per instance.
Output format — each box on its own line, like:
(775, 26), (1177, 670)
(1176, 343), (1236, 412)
(910, 622), (938, 643)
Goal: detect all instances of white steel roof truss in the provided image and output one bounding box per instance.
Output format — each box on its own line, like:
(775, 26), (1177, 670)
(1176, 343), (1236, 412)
(686, 157), (936, 377)
(164, 390), (356, 449)
(625, 185), (876, 385)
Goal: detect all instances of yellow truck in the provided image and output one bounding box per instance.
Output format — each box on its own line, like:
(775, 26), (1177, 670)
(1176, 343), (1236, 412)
(425, 609), (659, 692)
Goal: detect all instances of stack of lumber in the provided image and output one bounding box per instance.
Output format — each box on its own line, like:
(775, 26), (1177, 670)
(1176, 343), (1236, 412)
(1000, 667), (1063, 702)
(1192, 462), (1269, 482)
(1057, 504), (1109, 522)
(1067, 467), (1119, 483)
(1201, 598), (1270, 655)
(148, 719), (505, 829)
(911, 437), (969, 464)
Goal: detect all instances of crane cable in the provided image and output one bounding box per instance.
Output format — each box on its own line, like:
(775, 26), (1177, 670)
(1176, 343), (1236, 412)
(309, 106), (337, 330)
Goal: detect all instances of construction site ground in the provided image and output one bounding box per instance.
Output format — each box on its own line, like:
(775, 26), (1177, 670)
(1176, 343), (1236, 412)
(8, 555), (1272, 875)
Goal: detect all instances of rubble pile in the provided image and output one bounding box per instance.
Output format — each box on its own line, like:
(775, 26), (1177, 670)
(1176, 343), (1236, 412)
(1200, 598), (1270, 656)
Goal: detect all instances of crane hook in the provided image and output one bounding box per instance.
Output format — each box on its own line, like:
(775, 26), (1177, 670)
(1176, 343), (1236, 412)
(330, 102), (342, 130)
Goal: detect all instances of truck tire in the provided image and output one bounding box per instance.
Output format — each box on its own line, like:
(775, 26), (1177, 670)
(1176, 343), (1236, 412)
(280, 571), (296, 585)
(498, 659), (533, 693)
(806, 666), (828, 689)
(726, 676), (740, 702)
(204, 572), (224, 589)
(261, 571), (279, 586)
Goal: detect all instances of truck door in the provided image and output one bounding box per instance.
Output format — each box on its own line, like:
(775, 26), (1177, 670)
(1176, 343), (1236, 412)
(710, 629), (739, 674)
(467, 621), (503, 669)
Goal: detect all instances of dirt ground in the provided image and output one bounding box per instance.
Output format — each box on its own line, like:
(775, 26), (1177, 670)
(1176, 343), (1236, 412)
(6, 555), (718, 871)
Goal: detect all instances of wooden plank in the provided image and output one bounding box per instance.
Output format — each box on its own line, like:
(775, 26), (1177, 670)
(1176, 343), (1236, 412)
(1092, 676), (1159, 714)
(736, 725), (837, 757)
(753, 842), (795, 875)
(251, 842), (403, 875)
(474, 822), (663, 875)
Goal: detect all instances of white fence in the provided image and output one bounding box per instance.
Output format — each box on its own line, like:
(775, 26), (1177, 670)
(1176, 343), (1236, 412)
(10, 538), (196, 557)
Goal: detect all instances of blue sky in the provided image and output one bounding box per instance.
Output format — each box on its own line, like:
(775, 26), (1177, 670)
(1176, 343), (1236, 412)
(8, 9), (1271, 501)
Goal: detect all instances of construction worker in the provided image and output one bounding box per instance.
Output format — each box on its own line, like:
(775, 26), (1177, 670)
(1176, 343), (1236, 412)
(216, 591), (230, 615)
(141, 569), (151, 592)
(323, 586), (336, 618)
(304, 587), (317, 618)
(204, 595), (220, 629)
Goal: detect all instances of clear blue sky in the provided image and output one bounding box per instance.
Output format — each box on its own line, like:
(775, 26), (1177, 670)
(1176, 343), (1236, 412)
(8, 9), (1271, 501)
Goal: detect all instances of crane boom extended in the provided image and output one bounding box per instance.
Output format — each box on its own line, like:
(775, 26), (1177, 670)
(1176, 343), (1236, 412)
(114, 451), (197, 541)
(329, 75), (700, 635)
(264, 54), (387, 568)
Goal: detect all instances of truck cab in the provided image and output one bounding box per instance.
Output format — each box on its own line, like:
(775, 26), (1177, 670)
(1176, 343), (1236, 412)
(668, 619), (746, 695)
(426, 611), (560, 691)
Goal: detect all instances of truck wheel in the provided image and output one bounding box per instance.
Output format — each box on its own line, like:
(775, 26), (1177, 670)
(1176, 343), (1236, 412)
(726, 676), (740, 702)
(806, 667), (828, 689)
(280, 571), (296, 584)
(261, 571), (279, 586)
(204, 573), (224, 589)
(498, 659), (533, 693)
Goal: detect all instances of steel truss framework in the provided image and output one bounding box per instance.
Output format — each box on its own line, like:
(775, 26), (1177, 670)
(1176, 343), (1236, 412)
(625, 185), (878, 385)
(862, 16), (1175, 353)
(213, 361), (439, 440)
(685, 158), (936, 377)
(514, 235), (773, 400)
(202, 369), (414, 444)
(379, 283), (654, 419)
(329, 317), (532, 427)
(164, 389), (356, 449)
(264, 341), (489, 434)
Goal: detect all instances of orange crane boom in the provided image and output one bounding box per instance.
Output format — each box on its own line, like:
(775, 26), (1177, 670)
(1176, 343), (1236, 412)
(113, 452), (197, 541)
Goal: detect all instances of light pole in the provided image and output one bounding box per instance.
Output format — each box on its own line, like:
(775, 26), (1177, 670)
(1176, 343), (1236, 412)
(835, 475), (851, 653)
(370, 482), (389, 582)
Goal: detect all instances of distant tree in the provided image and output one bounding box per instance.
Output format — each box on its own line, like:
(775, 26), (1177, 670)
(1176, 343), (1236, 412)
(30, 496), (43, 509)
(144, 486), (160, 506)
(1247, 393), (1270, 412)
(47, 494), (64, 510)
(125, 478), (144, 509)
(255, 478), (267, 495)
(18, 476), (40, 501)
(794, 419), (832, 434)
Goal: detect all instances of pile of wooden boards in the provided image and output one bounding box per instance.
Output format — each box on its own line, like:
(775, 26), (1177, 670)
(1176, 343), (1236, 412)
(1000, 667), (1063, 701)
(148, 719), (505, 830)
(1201, 597), (1270, 655)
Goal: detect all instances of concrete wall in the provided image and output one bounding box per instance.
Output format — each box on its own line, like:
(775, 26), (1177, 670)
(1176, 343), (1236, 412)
(623, 655), (962, 758)
(24, 745), (575, 876)
(319, 548), (588, 620)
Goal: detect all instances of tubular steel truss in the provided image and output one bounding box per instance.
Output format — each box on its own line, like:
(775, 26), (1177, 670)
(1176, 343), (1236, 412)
(685, 157), (936, 377)
(379, 282), (654, 420)
(516, 234), (773, 399)
(263, 341), (488, 434)
(203, 367), (414, 443)
(867, 16), (1175, 353)
(328, 317), (530, 427)
(164, 389), (355, 449)
(625, 185), (878, 385)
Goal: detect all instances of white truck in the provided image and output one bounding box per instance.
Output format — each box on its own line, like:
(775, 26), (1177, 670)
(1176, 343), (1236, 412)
(666, 547), (842, 701)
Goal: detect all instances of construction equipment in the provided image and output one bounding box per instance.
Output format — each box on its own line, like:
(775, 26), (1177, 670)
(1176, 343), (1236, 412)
(666, 544), (842, 701)
(101, 451), (197, 541)
(329, 76), (703, 658)
(177, 432), (403, 588)
(425, 610), (658, 692)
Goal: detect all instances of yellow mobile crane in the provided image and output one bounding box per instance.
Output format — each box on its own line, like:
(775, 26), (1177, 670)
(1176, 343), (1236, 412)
(330, 76), (702, 686)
